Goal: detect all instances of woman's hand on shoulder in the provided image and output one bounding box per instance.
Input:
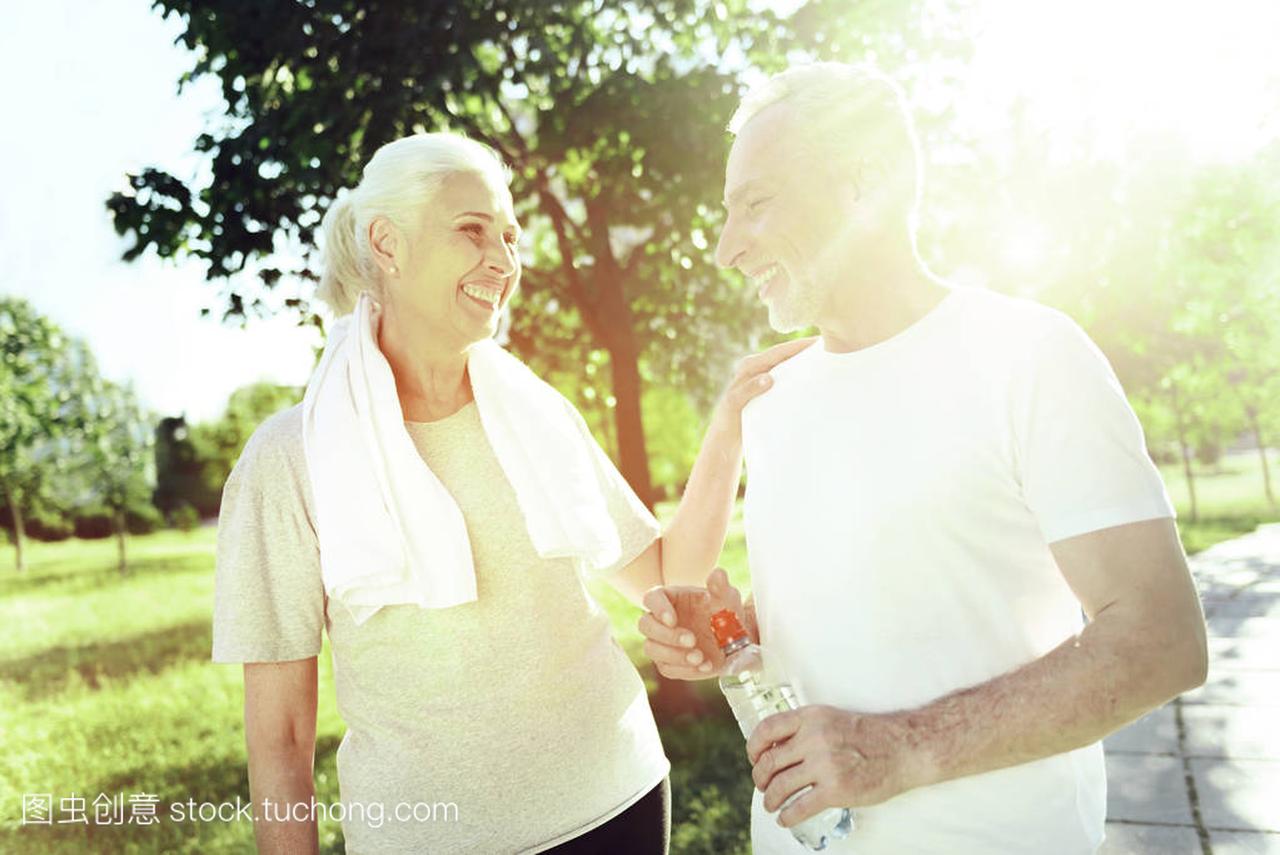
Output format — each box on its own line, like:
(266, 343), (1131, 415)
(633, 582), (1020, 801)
(712, 337), (817, 439)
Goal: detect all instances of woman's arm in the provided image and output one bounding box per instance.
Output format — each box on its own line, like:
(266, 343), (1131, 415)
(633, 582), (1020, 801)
(243, 658), (321, 855)
(610, 337), (815, 605)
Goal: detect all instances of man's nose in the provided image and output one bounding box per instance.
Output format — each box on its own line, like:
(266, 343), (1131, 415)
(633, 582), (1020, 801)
(715, 216), (744, 270)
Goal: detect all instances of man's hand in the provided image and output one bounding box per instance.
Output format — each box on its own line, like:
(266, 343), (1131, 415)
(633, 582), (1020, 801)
(746, 705), (929, 827)
(639, 568), (751, 680)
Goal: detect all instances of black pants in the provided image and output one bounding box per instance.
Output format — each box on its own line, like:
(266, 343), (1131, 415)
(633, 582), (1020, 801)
(545, 777), (671, 855)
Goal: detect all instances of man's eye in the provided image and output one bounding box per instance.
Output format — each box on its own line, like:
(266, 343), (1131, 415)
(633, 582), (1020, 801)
(748, 197), (772, 212)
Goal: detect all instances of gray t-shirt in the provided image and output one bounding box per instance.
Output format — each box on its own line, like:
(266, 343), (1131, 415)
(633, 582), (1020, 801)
(212, 401), (668, 853)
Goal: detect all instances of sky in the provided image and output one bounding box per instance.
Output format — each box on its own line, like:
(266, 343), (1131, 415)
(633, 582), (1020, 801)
(2, 0), (1275, 424)
(0, 1), (317, 423)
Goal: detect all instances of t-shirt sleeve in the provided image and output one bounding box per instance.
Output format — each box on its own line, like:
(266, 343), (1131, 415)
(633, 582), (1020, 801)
(211, 418), (327, 663)
(570, 406), (661, 576)
(1012, 311), (1176, 544)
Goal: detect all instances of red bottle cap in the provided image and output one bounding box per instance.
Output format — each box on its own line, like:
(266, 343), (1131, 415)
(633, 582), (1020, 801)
(710, 609), (748, 648)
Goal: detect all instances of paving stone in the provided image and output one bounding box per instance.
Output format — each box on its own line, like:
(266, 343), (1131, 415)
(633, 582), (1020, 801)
(1099, 822), (1202, 853)
(1198, 567), (1278, 598)
(1203, 595), (1280, 620)
(1182, 668), (1280, 707)
(1106, 705), (1181, 755)
(1182, 706), (1280, 760)
(1210, 637), (1280, 672)
(1205, 615), (1280, 643)
(1106, 753), (1194, 824)
(1208, 829), (1280, 854)
(1190, 758), (1280, 833)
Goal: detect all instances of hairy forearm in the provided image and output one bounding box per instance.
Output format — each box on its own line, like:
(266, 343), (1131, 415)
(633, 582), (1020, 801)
(904, 605), (1207, 787)
(659, 416), (743, 586)
(247, 740), (320, 855)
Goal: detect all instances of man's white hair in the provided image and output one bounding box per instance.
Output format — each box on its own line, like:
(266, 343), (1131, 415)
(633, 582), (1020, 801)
(728, 62), (923, 219)
(316, 133), (511, 317)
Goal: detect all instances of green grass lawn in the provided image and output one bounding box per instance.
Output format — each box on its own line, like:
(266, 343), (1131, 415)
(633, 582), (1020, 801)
(1158, 449), (1280, 554)
(0, 528), (750, 854)
(1, 451), (1274, 853)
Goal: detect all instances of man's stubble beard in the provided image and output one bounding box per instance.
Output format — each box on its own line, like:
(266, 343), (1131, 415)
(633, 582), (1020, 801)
(766, 270), (825, 334)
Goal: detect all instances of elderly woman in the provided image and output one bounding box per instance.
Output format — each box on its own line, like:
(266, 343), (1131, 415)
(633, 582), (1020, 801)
(211, 132), (803, 854)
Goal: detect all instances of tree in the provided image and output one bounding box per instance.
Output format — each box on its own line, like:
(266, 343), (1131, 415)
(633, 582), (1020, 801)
(1128, 150), (1280, 515)
(0, 298), (80, 572)
(70, 373), (157, 574)
(106, 0), (808, 505)
(185, 381), (304, 512)
(154, 415), (215, 519)
(1173, 152), (1280, 508)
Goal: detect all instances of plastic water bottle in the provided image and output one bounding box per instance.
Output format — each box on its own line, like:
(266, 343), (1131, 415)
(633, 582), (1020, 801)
(711, 608), (853, 851)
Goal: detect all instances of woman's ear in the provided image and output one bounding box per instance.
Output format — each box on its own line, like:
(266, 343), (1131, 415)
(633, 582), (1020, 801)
(368, 216), (403, 276)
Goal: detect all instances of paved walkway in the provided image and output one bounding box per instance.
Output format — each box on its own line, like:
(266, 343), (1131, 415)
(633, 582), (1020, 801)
(1101, 523), (1280, 854)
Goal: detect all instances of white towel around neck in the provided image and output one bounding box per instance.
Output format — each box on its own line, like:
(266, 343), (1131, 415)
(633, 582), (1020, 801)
(300, 291), (623, 625)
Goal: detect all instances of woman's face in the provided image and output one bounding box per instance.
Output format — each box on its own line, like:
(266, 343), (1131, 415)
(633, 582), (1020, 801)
(384, 171), (521, 349)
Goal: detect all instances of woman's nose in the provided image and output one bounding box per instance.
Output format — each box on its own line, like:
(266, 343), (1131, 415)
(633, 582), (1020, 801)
(485, 237), (517, 276)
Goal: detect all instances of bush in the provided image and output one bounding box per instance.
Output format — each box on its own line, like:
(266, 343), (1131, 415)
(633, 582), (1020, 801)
(126, 503), (163, 535)
(25, 507), (74, 542)
(72, 503), (164, 539)
(73, 510), (115, 540)
(662, 714), (754, 855)
(168, 503), (200, 532)
(1195, 441), (1223, 467)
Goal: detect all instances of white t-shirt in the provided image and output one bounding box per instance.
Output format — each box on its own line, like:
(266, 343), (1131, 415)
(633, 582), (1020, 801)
(740, 287), (1174, 855)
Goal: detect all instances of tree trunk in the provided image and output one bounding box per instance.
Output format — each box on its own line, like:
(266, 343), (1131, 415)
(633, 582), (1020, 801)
(1246, 409), (1276, 508)
(2, 481), (26, 573)
(1171, 393), (1199, 523)
(535, 188), (657, 508)
(583, 199), (656, 509)
(606, 336), (656, 509)
(114, 508), (129, 575)
(1178, 438), (1198, 523)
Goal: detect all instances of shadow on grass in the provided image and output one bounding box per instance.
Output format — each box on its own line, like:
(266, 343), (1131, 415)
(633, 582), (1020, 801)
(0, 734), (343, 854)
(0, 552), (212, 598)
(0, 619), (214, 701)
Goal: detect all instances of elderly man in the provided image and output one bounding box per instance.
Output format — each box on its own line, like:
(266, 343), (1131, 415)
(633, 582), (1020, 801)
(639, 63), (1207, 854)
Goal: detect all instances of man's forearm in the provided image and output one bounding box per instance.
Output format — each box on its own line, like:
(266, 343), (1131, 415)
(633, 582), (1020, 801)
(659, 417), (743, 586)
(248, 741), (320, 855)
(903, 605), (1207, 787)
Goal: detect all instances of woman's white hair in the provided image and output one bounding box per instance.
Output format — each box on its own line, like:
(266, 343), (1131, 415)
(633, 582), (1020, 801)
(316, 132), (511, 317)
(728, 62), (924, 222)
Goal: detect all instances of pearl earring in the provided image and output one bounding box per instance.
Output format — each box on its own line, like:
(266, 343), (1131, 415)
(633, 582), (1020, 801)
(388, 266), (398, 276)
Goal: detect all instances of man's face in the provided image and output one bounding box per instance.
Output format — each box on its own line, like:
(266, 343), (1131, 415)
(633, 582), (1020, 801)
(715, 102), (850, 333)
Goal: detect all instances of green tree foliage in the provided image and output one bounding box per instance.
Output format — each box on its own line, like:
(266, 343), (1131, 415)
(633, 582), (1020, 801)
(193, 382), (304, 499)
(67, 375), (157, 574)
(106, 0), (807, 504)
(1, 302), (167, 568)
(154, 415), (219, 519)
(1123, 148), (1280, 513)
(156, 382), (302, 519)
(0, 298), (80, 571)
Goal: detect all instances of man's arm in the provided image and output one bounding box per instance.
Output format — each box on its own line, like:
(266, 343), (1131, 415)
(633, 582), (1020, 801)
(748, 517), (1208, 825)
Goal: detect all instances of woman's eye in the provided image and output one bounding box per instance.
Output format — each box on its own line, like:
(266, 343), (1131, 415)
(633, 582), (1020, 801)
(503, 232), (519, 246)
(748, 197), (772, 213)
(461, 223), (485, 241)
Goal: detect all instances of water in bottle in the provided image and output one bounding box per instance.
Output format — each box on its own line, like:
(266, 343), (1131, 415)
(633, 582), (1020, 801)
(711, 608), (854, 851)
